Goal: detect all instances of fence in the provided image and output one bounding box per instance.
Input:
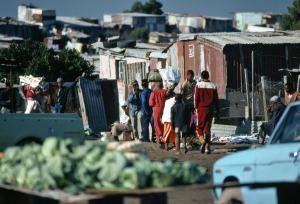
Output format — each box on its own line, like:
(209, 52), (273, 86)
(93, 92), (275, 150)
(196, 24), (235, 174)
(118, 61), (148, 85)
(222, 78), (284, 119)
(221, 52), (298, 119)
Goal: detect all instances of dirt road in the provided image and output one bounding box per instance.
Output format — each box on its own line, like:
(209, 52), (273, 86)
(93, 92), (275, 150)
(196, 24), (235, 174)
(144, 143), (252, 204)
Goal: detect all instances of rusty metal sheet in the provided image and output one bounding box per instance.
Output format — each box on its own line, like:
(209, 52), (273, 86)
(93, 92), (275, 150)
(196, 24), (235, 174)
(77, 78), (108, 133)
(99, 79), (119, 126)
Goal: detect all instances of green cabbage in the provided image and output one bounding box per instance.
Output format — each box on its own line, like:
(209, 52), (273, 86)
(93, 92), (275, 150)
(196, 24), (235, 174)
(0, 137), (207, 194)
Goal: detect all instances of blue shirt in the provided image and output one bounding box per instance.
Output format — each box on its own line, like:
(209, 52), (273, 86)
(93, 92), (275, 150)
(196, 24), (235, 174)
(140, 88), (152, 115)
(128, 90), (140, 116)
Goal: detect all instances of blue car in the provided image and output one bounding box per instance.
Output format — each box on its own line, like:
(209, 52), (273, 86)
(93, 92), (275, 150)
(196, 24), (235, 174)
(213, 101), (300, 204)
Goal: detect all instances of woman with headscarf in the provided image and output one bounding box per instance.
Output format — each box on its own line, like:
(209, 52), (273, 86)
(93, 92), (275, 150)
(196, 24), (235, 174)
(149, 82), (166, 144)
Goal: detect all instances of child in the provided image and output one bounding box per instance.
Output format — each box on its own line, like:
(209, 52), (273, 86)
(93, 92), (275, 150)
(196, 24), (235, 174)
(171, 94), (191, 154)
(162, 89), (176, 150)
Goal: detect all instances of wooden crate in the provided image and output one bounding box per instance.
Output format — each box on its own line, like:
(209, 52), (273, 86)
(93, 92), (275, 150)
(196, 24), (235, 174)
(0, 185), (188, 204)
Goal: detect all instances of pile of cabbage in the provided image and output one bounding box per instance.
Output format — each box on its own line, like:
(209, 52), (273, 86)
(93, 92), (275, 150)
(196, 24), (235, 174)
(0, 138), (207, 194)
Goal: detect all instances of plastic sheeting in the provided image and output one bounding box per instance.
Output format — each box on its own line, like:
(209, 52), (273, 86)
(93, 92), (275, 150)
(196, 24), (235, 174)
(159, 67), (181, 85)
(212, 135), (258, 144)
(19, 75), (45, 89)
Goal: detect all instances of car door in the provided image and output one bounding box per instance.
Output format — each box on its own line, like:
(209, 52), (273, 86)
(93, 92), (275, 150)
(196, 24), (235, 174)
(254, 143), (300, 182)
(250, 104), (300, 204)
(255, 103), (300, 181)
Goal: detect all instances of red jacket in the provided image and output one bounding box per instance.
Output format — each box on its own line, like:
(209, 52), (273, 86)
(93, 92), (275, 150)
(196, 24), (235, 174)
(194, 80), (219, 110)
(149, 89), (166, 114)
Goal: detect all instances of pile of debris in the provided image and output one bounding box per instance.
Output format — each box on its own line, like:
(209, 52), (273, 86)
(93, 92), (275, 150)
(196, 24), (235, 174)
(212, 135), (258, 144)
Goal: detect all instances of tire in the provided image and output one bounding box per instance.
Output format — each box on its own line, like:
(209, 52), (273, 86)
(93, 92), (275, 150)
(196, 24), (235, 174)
(17, 138), (42, 146)
(217, 182), (244, 204)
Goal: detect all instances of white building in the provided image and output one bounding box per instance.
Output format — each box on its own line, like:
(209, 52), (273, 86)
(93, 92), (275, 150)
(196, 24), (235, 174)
(18, 4), (56, 27)
(167, 13), (233, 33)
(103, 13), (166, 32)
(234, 12), (284, 31)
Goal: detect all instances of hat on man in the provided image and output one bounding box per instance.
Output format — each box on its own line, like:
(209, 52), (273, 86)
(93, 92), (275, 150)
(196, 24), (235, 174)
(131, 80), (138, 86)
(270, 95), (280, 102)
(57, 77), (63, 83)
(121, 101), (128, 107)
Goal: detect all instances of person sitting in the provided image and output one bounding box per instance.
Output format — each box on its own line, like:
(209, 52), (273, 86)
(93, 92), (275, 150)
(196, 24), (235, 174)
(259, 95), (286, 143)
(111, 101), (132, 141)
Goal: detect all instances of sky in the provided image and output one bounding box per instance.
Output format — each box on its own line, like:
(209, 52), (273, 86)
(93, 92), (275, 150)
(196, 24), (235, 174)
(0, 0), (294, 19)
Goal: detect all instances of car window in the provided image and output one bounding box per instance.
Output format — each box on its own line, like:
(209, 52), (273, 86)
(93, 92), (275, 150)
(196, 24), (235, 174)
(271, 105), (300, 144)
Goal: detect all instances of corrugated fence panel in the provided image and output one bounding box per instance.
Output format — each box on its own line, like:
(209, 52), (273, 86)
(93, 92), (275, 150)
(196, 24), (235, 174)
(78, 78), (108, 133)
(124, 62), (147, 85)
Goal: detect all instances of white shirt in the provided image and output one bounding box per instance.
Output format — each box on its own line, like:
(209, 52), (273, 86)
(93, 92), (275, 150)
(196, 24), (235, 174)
(120, 114), (130, 124)
(162, 97), (176, 123)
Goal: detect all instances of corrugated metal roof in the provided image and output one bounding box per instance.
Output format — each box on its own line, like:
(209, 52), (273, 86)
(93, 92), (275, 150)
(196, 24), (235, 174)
(57, 16), (99, 27)
(178, 32), (300, 48)
(124, 48), (150, 59)
(135, 43), (165, 50)
(149, 51), (167, 59)
(67, 31), (90, 39)
(0, 34), (23, 42)
(105, 12), (165, 17)
(77, 78), (108, 133)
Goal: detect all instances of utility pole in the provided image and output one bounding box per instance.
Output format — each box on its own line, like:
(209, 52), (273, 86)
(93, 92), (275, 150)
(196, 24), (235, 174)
(244, 68), (250, 120)
(251, 51), (257, 134)
(297, 75), (300, 92)
(261, 76), (268, 121)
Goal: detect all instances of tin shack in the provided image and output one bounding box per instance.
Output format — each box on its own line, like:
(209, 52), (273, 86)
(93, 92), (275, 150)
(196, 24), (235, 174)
(167, 32), (300, 117)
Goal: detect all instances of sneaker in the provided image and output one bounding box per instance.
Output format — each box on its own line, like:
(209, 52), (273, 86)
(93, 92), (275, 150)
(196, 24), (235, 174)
(200, 144), (205, 154)
(205, 149), (211, 154)
(184, 147), (188, 154)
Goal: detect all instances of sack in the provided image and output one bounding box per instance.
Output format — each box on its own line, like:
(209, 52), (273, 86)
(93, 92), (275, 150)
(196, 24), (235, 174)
(161, 67), (181, 84)
(148, 69), (162, 82)
(19, 75), (45, 89)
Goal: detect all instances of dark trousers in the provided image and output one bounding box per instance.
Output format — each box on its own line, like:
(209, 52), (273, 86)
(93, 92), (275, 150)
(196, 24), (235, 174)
(141, 112), (151, 142)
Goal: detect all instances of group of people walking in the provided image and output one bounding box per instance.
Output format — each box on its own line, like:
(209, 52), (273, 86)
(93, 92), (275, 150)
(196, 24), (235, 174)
(0, 77), (69, 114)
(112, 70), (219, 154)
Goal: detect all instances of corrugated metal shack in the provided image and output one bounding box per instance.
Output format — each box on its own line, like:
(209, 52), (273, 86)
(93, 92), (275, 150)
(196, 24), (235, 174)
(167, 31), (300, 117)
(93, 42), (169, 112)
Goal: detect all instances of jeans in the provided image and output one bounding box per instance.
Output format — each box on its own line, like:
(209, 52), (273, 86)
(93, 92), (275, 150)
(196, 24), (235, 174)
(140, 112), (151, 142)
(52, 103), (63, 113)
(130, 111), (142, 140)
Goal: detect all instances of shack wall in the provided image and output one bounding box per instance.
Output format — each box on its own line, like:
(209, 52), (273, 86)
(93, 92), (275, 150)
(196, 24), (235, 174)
(175, 39), (227, 99)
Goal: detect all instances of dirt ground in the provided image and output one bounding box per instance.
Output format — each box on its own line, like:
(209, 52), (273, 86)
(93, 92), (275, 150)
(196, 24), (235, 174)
(141, 142), (252, 204)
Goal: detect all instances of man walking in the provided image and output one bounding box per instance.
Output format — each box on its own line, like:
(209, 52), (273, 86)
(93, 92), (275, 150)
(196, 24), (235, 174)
(140, 79), (152, 142)
(181, 70), (197, 144)
(128, 80), (141, 140)
(149, 82), (166, 144)
(194, 71), (219, 154)
(181, 70), (196, 105)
